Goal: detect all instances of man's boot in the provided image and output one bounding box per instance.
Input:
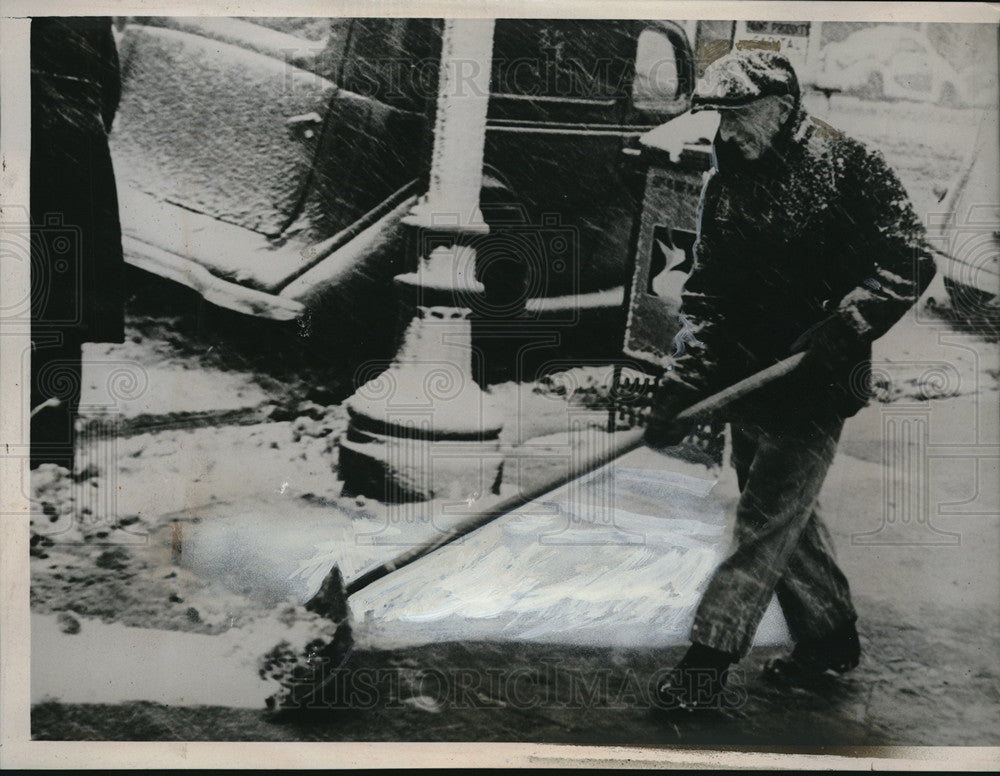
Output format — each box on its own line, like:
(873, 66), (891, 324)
(762, 621), (861, 685)
(654, 642), (738, 714)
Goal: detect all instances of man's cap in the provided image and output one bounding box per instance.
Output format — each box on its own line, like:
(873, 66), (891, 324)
(691, 50), (799, 112)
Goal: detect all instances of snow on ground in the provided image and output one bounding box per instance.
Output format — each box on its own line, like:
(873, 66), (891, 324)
(25, 96), (1000, 742)
(349, 448), (794, 649)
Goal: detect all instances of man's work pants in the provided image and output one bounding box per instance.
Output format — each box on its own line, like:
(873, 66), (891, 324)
(691, 412), (858, 657)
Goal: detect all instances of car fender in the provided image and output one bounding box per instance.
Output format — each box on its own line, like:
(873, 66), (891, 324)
(279, 171), (527, 321)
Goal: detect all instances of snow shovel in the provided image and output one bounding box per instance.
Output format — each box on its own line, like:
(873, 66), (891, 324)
(267, 351), (806, 711)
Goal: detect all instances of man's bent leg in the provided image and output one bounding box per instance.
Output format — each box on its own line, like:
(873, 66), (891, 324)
(691, 412), (843, 657)
(775, 504), (857, 643)
(764, 503), (860, 681)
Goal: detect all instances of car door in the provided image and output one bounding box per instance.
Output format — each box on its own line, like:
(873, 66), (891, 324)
(482, 19), (693, 299)
(112, 17), (337, 239)
(111, 16), (435, 307)
(294, 18), (439, 242)
(110, 16), (351, 308)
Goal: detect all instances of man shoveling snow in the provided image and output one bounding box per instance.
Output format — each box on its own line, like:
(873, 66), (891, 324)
(644, 49), (938, 713)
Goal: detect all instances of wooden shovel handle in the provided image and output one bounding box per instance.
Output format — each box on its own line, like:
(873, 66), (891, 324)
(673, 352), (805, 422)
(344, 352), (805, 597)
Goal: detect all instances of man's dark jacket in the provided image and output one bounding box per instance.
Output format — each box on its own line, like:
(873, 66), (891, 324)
(660, 108), (938, 421)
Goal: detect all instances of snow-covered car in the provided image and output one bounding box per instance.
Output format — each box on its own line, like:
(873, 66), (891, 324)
(932, 108), (1000, 318)
(109, 17), (697, 356)
(814, 26), (967, 106)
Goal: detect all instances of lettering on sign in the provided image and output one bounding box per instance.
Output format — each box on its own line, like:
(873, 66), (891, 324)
(745, 20), (811, 38)
(735, 39), (781, 52)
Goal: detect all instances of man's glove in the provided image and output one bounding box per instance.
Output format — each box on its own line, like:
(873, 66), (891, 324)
(792, 314), (868, 375)
(643, 383), (699, 449)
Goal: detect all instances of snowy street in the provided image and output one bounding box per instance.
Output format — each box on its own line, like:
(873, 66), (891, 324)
(24, 82), (1000, 746)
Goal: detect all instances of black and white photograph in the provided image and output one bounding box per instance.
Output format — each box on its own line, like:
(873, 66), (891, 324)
(1, 1), (998, 769)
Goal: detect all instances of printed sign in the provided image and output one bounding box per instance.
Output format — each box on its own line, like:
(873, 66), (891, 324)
(622, 153), (709, 369)
(734, 19), (818, 81)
